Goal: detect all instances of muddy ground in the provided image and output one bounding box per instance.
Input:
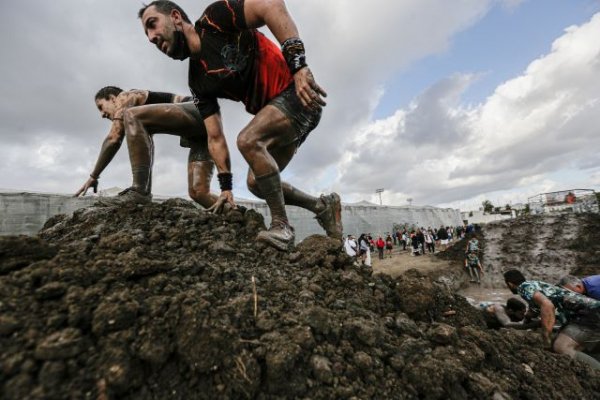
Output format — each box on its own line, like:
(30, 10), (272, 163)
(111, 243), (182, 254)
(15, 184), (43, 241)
(468, 213), (600, 287)
(1, 201), (599, 399)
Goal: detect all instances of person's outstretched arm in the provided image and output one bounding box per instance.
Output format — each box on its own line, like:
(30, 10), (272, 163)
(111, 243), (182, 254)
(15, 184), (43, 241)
(203, 113), (235, 213)
(74, 119), (125, 197)
(532, 292), (555, 347)
(243, 0), (327, 108)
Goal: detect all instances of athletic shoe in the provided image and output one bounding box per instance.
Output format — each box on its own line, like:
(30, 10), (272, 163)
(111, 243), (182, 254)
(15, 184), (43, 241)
(315, 193), (343, 239)
(96, 187), (152, 206)
(257, 221), (295, 251)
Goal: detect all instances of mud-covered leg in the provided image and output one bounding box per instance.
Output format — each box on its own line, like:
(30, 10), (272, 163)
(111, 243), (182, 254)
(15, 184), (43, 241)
(188, 155), (218, 208)
(124, 108), (154, 195)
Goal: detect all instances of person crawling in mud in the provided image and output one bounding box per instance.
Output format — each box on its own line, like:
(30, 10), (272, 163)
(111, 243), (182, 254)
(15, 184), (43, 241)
(504, 269), (600, 370)
(558, 274), (600, 300)
(479, 298), (540, 330)
(138, 0), (342, 251)
(74, 86), (231, 211)
(464, 251), (484, 284)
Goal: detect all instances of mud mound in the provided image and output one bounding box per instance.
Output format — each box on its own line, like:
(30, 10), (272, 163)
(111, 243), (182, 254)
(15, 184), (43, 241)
(1, 200), (598, 399)
(568, 213), (600, 276)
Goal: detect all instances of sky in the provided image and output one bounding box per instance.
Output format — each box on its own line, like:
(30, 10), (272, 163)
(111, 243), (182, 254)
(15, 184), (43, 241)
(1, 0), (599, 211)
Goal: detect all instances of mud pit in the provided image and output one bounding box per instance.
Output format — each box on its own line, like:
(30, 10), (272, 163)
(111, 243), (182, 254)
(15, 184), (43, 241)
(1, 201), (599, 399)
(466, 213), (600, 288)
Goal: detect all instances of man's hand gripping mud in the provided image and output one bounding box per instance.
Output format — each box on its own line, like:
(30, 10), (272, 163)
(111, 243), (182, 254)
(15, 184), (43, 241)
(207, 190), (237, 214)
(74, 176), (99, 197)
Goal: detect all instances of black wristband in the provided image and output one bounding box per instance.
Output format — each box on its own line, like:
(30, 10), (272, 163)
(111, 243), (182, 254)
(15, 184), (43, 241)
(282, 38), (307, 74)
(90, 174), (99, 180)
(217, 172), (233, 191)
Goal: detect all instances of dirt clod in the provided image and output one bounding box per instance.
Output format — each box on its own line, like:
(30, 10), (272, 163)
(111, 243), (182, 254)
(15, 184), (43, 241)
(0, 201), (598, 399)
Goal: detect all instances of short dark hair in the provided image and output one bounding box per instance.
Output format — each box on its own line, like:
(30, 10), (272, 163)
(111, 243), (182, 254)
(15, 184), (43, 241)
(505, 298), (526, 312)
(95, 86), (123, 101)
(138, 1), (191, 23)
(503, 269), (526, 286)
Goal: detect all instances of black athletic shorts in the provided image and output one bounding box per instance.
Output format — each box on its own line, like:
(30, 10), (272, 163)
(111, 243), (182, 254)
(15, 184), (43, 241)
(268, 83), (322, 149)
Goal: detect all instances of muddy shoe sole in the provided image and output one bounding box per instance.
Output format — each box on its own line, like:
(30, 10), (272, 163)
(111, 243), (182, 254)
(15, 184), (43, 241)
(94, 188), (152, 207)
(315, 193), (343, 239)
(256, 231), (295, 251)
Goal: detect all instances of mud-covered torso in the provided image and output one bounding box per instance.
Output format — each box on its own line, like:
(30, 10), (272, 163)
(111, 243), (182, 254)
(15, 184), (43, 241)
(189, 0), (292, 118)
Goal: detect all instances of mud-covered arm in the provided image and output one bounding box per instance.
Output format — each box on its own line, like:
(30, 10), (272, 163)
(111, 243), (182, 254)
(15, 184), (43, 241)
(494, 306), (513, 327)
(532, 292), (555, 344)
(90, 120), (126, 179)
(203, 113), (235, 212)
(243, 0), (327, 107)
(74, 119), (125, 197)
(243, 0), (298, 43)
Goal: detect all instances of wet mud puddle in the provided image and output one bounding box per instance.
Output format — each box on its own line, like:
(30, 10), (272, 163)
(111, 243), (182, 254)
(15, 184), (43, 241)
(458, 286), (513, 305)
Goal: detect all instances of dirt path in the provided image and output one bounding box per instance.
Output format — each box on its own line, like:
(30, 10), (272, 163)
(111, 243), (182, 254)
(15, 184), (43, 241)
(371, 247), (457, 278)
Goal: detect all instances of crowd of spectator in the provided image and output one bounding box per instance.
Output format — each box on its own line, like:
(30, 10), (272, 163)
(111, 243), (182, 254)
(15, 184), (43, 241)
(343, 224), (477, 265)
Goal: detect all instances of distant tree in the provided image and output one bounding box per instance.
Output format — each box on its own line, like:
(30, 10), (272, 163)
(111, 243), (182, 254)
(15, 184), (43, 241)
(482, 200), (493, 213)
(469, 211), (473, 217)
(524, 204), (531, 214)
(494, 206), (501, 213)
(505, 204), (511, 211)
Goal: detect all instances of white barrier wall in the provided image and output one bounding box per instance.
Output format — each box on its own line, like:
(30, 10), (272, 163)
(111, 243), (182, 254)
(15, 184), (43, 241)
(1, 192), (463, 240)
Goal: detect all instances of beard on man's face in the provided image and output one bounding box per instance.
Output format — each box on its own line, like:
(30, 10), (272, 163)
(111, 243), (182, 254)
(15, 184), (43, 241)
(167, 28), (191, 60)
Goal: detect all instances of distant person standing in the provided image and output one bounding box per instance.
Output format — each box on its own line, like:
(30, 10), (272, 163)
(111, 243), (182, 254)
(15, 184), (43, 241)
(358, 234), (371, 267)
(416, 229), (425, 255)
(376, 236), (386, 260)
(437, 225), (449, 250)
(385, 234), (394, 258)
(424, 230), (435, 253)
(343, 235), (357, 258)
(401, 230), (409, 251)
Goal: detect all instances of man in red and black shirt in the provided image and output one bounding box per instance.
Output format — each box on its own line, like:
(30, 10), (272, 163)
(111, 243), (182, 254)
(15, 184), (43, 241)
(139, 0), (342, 250)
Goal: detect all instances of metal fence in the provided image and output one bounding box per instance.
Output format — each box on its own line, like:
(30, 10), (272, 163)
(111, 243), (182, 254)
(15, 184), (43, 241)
(527, 189), (599, 214)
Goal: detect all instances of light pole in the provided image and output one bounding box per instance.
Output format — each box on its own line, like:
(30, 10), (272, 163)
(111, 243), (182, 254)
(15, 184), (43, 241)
(375, 188), (384, 205)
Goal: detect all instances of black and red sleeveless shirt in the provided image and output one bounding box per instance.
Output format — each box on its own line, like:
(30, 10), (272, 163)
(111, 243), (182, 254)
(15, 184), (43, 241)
(188, 0), (293, 119)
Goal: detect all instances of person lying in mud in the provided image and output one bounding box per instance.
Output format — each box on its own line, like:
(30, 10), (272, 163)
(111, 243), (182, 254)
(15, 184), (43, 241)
(138, 0), (342, 251)
(464, 251), (484, 284)
(558, 274), (600, 300)
(504, 269), (600, 370)
(479, 298), (540, 330)
(74, 86), (230, 212)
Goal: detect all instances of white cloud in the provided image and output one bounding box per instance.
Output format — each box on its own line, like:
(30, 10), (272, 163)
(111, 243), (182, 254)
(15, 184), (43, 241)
(339, 12), (600, 206)
(1, 0), (598, 210)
